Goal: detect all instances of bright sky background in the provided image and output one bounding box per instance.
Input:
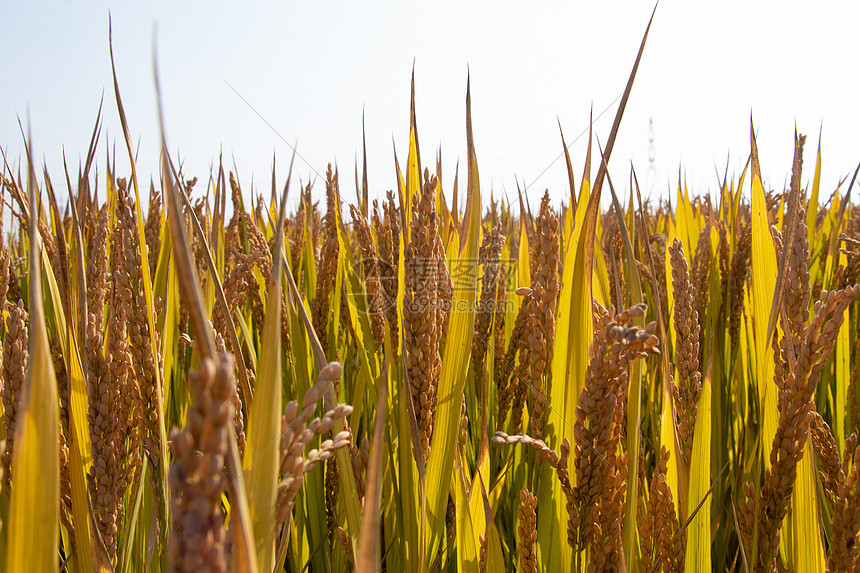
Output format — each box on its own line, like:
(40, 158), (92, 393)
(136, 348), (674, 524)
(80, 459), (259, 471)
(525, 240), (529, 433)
(2, 1), (859, 212)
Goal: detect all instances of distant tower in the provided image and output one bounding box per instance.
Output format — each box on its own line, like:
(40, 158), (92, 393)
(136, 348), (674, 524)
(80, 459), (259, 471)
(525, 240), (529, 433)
(647, 116), (656, 193)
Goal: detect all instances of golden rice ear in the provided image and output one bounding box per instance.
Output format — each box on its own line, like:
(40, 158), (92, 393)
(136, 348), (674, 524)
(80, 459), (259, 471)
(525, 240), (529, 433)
(517, 488), (538, 573)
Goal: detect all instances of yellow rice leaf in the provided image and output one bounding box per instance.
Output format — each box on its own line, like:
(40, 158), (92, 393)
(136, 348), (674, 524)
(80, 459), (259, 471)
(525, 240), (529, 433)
(66, 189), (110, 572)
(786, 444), (826, 571)
(749, 137), (779, 468)
(660, 397), (680, 515)
(405, 73), (421, 228)
(37, 177), (105, 571)
(483, 521), (504, 573)
(455, 458), (477, 573)
(748, 128), (826, 570)
(426, 77), (481, 564)
(478, 475), (504, 573)
(110, 32), (171, 530)
(592, 233), (611, 308)
(605, 176), (645, 571)
(552, 171), (599, 572)
(657, 199), (682, 516)
(684, 377), (711, 572)
(160, 227), (182, 413)
(6, 161), (59, 573)
(835, 247), (850, 450)
(547, 138), (590, 498)
(242, 233), (283, 572)
(806, 136), (822, 247)
(515, 222), (530, 306)
(555, 10), (656, 563)
(538, 120), (592, 573)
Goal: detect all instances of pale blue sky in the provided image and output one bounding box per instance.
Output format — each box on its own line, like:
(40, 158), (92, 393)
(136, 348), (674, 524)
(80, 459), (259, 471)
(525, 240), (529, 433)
(2, 1), (858, 210)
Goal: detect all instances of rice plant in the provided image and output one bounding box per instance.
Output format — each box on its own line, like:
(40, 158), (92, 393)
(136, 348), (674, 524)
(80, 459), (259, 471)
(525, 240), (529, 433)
(2, 11), (860, 573)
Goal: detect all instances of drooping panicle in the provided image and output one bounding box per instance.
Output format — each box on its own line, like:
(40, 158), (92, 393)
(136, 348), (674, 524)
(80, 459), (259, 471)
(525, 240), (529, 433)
(351, 204), (385, 348)
(525, 192), (561, 439)
(167, 356), (234, 573)
(1, 301), (28, 490)
(728, 221), (752, 348)
(571, 303), (659, 564)
(472, 221), (505, 391)
(669, 238), (702, 468)
(311, 165), (341, 357)
(403, 169), (449, 462)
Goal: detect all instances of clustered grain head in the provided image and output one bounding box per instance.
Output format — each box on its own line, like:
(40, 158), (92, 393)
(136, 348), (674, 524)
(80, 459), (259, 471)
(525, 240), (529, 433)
(849, 335), (860, 439)
(718, 221), (730, 325)
(86, 212), (136, 562)
(728, 221), (752, 348)
(811, 412), (843, 508)
(276, 364), (353, 532)
(742, 284), (860, 571)
(491, 259), (508, 424)
(471, 221), (505, 389)
(691, 215), (712, 359)
(336, 526), (355, 568)
(523, 192), (561, 439)
(350, 437), (370, 503)
(206, 321), (246, 459)
(605, 222), (626, 310)
(85, 208), (110, 337)
(497, 290), (531, 433)
(145, 184), (162, 278)
(214, 249), (266, 338)
(1, 300), (28, 490)
(311, 165), (341, 357)
(51, 339), (74, 540)
(403, 169), (450, 462)
(324, 455), (339, 539)
(669, 238), (703, 469)
(224, 172), (246, 269)
(0, 215), (9, 311)
(571, 303), (659, 565)
(350, 204), (385, 348)
(116, 183), (164, 508)
(809, 411), (860, 573)
(638, 446), (683, 573)
(167, 355), (234, 573)
(827, 432), (860, 573)
(290, 187), (308, 282)
(240, 211), (292, 349)
(373, 192), (401, 353)
(517, 487), (538, 573)
(649, 234), (670, 326)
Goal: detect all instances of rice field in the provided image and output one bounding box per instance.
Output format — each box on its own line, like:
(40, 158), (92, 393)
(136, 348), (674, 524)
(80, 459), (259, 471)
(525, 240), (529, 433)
(2, 14), (860, 573)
